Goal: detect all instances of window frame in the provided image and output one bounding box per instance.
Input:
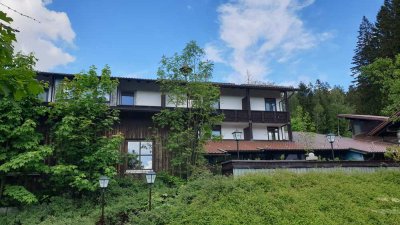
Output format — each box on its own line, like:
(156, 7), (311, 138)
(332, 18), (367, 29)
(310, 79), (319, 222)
(125, 140), (153, 173)
(267, 127), (280, 141)
(120, 91), (135, 106)
(265, 98), (277, 111)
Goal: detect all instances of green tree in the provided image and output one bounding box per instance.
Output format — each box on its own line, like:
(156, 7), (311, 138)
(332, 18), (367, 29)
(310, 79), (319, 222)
(291, 105), (315, 132)
(48, 66), (123, 193)
(0, 11), (43, 100)
(359, 54), (400, 115)
(153, 41), (223, 178)
(0, 11), (50, 205)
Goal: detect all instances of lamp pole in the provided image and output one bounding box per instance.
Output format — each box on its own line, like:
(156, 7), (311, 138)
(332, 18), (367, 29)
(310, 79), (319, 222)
(146, 171), (156, 211)
(326, 133), (336, 160)
(98, 176), (109, 225)
(232, 130), (243, 160)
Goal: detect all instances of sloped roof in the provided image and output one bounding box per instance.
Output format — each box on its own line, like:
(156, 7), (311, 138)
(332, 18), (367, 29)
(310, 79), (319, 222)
(337, 114), (389, 121)
(205, 132), (391, 155)
(367, 110), (400, 136)
(37, 71), (298, 91)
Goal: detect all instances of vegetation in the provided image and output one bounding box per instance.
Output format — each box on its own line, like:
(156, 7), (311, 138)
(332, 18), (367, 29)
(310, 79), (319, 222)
(350, 0), (400, 115)
(153, 41), (223, 178)
(289, 81), (353, 136)
(2, 171), (400, 225)
(47, 66), (123, 193)
(0, 11), (50, 205)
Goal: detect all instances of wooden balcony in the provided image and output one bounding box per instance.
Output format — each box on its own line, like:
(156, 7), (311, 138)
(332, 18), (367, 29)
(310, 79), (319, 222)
(219, 110), (289, 124)
(251, 111), (289, 123)
(220, 109), (249, 122)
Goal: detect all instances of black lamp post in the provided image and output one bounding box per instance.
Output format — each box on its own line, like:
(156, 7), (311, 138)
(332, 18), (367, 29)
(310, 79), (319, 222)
(397, 129), (400, 146)
(326, 133), (336, 160)
(232, 130), (243, 160)
(146, 171), (157, 211)
(99, 176), (109, 225)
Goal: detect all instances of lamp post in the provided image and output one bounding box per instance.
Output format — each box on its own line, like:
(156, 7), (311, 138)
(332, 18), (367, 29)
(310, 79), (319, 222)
(326, 133), (336, 160)
(146, 171), (156, 211)
(99, 176), (109, 225)
(232, 130), (243, 160)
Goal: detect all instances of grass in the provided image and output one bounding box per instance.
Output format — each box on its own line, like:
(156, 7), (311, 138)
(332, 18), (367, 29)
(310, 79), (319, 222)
(2, 170), (400, 225)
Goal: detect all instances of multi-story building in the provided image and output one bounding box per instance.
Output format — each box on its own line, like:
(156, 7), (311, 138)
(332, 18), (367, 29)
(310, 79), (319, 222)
(37, 72), (296, 173)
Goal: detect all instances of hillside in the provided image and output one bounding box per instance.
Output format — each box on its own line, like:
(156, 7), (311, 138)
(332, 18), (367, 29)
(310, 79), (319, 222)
(2, 171), (400, 225)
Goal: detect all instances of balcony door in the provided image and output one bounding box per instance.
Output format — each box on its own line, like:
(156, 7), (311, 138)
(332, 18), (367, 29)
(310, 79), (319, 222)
(265, 98), (276, 111)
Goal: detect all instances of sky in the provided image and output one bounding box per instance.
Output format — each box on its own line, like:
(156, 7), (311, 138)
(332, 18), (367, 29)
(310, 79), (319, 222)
(1, 0), (384, 88)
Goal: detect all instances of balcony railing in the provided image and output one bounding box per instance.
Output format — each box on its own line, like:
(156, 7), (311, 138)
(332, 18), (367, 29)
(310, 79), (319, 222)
(251, 111), (288, 123)
(220, 110), (289, 123)
(220, 110), (249, 122)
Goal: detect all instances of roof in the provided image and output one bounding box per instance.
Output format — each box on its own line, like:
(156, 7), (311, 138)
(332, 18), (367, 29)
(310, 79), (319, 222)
(367, 110), (400, 136)
(37, 71), (298, 91)
(337, 114), (389, 121)
(205, 132), (391, 155)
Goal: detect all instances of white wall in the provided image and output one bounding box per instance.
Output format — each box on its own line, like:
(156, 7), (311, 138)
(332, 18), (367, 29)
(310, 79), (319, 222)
(220, 96), (243, 110)
(166, 94), (187, 108)
(252, 123), (268, 140)
(250, 97), (265, 111)
(221, 122), (247, 140)
(136, 91), (161, 106)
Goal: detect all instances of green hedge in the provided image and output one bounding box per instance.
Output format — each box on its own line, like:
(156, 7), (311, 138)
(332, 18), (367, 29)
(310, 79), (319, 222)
(2, 171), (400, 225)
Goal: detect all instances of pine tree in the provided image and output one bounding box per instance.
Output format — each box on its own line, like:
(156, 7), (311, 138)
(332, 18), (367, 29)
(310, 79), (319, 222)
(351, 16), (376, 76)
(374, 0), (400, 59)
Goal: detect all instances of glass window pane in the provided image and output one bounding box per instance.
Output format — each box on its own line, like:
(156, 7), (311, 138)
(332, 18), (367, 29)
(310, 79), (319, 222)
(140, 142), (153, 154)
(265, 98), (276, 111)
(128, 156), (140, 170)
(128, 141), (140, 154)
(140, 156), (152, 169)
(121, 95), (134, 105)
(212, 130), (221, 137)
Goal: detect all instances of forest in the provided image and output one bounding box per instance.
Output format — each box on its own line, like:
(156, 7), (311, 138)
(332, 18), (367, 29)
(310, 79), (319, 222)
(289, 0), (400, 134)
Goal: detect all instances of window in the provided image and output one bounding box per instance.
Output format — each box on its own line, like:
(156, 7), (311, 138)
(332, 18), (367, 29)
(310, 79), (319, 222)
(212, 130), (221, 137)
(120, 92), (134, 105)
(127, 141), (152, 171)
(267, 127), (279, 140)
(265, 98), (276, 111)
(38, 89), (49, 102)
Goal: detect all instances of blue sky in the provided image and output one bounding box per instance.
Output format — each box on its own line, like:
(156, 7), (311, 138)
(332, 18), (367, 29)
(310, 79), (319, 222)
(3, 0), (383, 88)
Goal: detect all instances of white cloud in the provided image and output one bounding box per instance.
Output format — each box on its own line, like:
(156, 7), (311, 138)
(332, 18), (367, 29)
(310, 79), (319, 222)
(2, 0), (76, 70)
(211, 0), (332, 83)
(204, 43), (226, 64)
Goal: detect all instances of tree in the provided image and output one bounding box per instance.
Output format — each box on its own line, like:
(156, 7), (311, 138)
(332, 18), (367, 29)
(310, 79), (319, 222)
(0, 11), (43, 100)
(0, 11), (50, 205)
(291, 105), (315, 132)
(351, 16), (377, 76)
(48, 66), (122, 193)
(374, 0), (400, 59)
(359, 54), (400, 116)
(153, 41), (223, 178)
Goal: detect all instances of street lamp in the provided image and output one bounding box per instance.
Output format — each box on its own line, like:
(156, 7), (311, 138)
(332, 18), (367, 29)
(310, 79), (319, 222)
(99, 176), (109, 225)
(326, 133), (336, 160)
(232, 130), (243, 160)
(146, 171), (157, 211)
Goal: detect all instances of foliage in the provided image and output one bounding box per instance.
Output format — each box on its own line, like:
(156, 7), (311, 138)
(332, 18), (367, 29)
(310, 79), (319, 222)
(0, 11), (43, 100)
(133, 171), (400, 225)
(385, 146), (400, 162)
(290, 80), (353, 136)
(3, 185), (38, 205)
(350, 0), (400, 114)
(3, 172), (400, 225)
(48, 66), (123, 193)
(153, 41), (224, 178)
(291, 105), (315, 132)
(0, 10), (49, 206)
(359, 54), (400, 115)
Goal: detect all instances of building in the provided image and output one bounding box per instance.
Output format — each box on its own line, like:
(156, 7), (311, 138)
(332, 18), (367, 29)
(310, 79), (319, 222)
(37, 72), (296, 174)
